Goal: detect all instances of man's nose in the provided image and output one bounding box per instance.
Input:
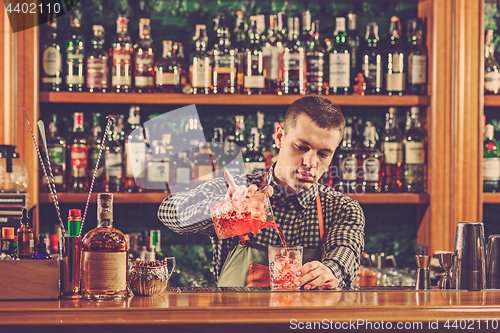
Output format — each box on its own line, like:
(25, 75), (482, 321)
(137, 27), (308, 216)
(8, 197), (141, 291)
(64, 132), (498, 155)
(303, 150), (318, 169)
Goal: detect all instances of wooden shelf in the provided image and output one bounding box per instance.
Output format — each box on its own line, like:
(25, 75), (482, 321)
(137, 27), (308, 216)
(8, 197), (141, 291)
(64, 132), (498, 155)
(484, 95), (500, 106)
(39, 192), (429, 205)
(483, 193), (500, 204)
(39, 92), (431, 106)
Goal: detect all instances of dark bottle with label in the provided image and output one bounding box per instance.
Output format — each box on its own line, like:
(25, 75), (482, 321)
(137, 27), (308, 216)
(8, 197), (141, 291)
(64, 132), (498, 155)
(124, 106), (146, 193)
(347, 12), (360, 89)
(403, 107), (427, 192)
(155, 40), (181, 93)
(306, 20), (325, 95)
(212, 14), (237, 94)
(110, 16), (133, 93)
(88, 113), (104, 190)
(66, 9), (85, 92)
(279, 16), (306, 95)
(329, 17), (351, 95)
(40, 114), (67, 192)
(244, 128), (267, 174)
(381, 108), (404, 192)
(32, 234), (52, 259)
(41, 13), (62, 91)
(234, 11), (247, 94)
(103, 123), (124, 192)
(86, 25), (109, 93)
(358, 122), (382, 193)
(484, 123), (500, 192)
(68, 112), (89, 193)
(333, 117), (359, 193)
(386, 16), (405, 96)
(134, 18), (155, 93)
(406, 18), (427, 95)
(244, 16), (265, 95)
(361, 23), (383, 94)
(17, 209), (34, 259)
(485, 30), (500, 95)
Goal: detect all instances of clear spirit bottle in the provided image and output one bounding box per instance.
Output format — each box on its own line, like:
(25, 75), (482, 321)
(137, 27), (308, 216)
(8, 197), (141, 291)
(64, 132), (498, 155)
(81, 193), (128, 300)
(403, 107), (427, 192)
(86, 25), (109, 93)
(65, 9), (85, 92)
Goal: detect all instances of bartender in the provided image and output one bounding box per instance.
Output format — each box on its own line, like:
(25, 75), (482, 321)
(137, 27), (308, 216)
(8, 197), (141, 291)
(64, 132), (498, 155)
(158, 95), (365, 290)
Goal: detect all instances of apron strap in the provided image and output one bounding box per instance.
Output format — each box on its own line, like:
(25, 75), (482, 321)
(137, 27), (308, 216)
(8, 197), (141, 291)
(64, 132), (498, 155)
(316, 191), (324, 260)
(238, 175), (268, 245)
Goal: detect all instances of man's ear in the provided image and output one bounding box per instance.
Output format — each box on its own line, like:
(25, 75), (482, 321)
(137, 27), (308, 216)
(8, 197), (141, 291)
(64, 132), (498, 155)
(275, 122), (284, 149)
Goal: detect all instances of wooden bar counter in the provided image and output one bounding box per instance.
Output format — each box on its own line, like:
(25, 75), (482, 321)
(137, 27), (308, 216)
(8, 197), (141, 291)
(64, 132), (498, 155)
(1, 288), (500, 332)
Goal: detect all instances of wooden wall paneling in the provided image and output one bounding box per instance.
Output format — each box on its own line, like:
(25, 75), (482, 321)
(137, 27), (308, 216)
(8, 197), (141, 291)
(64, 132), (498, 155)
(450, 0), (482, 239)
(478, 0), (485, 221)
(1, 4), (15, 145)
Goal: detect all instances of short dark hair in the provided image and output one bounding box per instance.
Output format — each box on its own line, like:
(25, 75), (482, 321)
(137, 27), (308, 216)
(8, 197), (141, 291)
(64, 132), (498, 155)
(283, 96), (345, 134)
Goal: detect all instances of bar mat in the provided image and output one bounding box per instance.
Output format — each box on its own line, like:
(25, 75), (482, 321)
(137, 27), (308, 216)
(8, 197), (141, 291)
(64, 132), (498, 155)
(166, 286), (421, 293)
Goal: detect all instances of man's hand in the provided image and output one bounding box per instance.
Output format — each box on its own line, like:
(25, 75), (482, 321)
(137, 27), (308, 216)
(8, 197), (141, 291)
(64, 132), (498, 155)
(296, 261), (339, 290)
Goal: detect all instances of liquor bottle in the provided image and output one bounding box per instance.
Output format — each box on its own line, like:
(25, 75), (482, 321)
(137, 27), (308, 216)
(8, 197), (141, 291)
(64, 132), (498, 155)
(386, 16), (405, 96)
(406, 18), (427, 95)
(212, 14), (237, 94)
(381, 107), (404, 192)
(485, 30), (500, 95)
(81, 193), (128, 300)
(306, 19), (325, 94)
(329, 17), (351, 95)
(211, 127), (224, 178)
(87, 113), (105, 190)
(403, 107), (427, 192)
(40, 114), (67, 192)
(192, 143), (214, 185)
(155, 40), (180, 93)
(66, 9), (85, 92)
(234, 11), (247, 94)
(244, 16), (265, 95)
(124, 106), (146, 193)
(234, 115), (247, 155)
(279, 16), (306, 95)
(110, 16), (133, 93)
(256, 111), (270, 167)
(483, 124), (500, 192)
(17, 208), (34, 259)
(103, 122), (124, 192)
(68, 112), (88, 193)
(32, 234), (52, 259)
(87, 25), (109, 93)
(190, 25), (211, 95)
(244, 128), (267, 174)
(333, 117), (359, 193)
(147, 135), (172, 193)
(359, 122), (382, 193)
(347, 12), (360, 88)
(222, 135), (246, 175)
(41, 13), (62, 91)
(263, 14), (285, 94)
(361, 22), (383, 94)
(173, 42), (189, 93)
(171, 151), (192, 191)
(1, 227), (16, 259)
(134, 18), (155, 93)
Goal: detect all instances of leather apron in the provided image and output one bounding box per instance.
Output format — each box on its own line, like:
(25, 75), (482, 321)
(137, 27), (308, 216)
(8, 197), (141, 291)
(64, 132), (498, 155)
(217, 179), (325, 287)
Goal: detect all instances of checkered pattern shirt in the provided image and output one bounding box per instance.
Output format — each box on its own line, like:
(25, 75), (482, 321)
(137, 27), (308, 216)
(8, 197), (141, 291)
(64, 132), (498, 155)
(157, 166), (365, 287)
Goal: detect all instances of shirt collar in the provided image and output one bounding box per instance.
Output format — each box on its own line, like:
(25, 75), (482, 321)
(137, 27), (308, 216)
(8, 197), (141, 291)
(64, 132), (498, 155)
(267, 164), (318, 209)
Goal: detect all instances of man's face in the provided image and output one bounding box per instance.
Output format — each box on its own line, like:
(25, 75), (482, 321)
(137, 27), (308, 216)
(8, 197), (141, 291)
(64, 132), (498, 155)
(274, 114), (343, 193)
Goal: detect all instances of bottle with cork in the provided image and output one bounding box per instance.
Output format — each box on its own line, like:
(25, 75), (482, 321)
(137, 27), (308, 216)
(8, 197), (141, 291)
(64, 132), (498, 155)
(17, 208), (34, 259)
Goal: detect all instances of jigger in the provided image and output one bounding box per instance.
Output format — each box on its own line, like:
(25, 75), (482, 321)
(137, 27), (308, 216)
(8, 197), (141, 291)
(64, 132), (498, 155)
(437, 252), (454, 289)
(415, 255), (431, 290)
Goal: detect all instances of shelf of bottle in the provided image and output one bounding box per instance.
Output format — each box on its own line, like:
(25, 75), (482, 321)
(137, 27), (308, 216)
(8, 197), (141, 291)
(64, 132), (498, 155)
(483, 193), (500, 204)
(39, 192), (429, 204)
(39, 92), (431, 106)
(484, 95), (500, 106)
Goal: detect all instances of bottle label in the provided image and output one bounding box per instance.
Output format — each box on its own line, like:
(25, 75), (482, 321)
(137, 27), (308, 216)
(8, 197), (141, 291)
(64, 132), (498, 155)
(341, 156), (357, 181)
(405, 141), (425, 164)
(148, 160), (170, 183)
(196, 165), (213, 182)
(136, 56), (153, 66)
(135, 76), (154, 87)
(190, 58), (211, 88)
(29, 239), (34, 248)
(409, 54), (427, 84)
(362, 61), (382, 89)
(156, 73), (178, 86)
(245, 161), (266, 174)
(214, 55), (236, 73)
(87, 58), (108, 88)
(307, 54), (324, 85)
(66, 74), (84, 85)
(82, 252), (127, 292)
(43, 175), (64, 185)
(485, 72), (500, 92)
(383, 142), (403, 164)
(329, 53), (350, 88)
(125, 142), (146, 178)
(111, 49), (132, 86)
(363, 157), (380, 181)
(66, 51), (85, 85)
(484, 157), (500, 180)
(386, 73), (405, 91)
(42, 46), (62, 77)
(176, 166), (191, 184)
(70, 144), (87, 177)
(112, 75), (132, 86)
(244, 75), (265, 88)
(105, 152), (123, 179)
(268, 46), (283, 80)
(48, 145), (65, 167)
(283, 53), (305, 70)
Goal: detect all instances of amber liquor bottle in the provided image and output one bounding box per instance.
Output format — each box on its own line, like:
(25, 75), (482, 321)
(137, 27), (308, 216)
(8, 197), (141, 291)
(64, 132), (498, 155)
(386, 16), (405, 96)
(110, 16), (133, 93)
(279, 16), (306, 95)
(65, 9), (85, 92)
(134, 18), (155, 93)
(381, 107), (404, 192)
(17, 208), (34, 259)
(40, 114), (67, 192)
(190, 25), (211, 95)
(68, 112), (89, 193)
(212, 15), (237, 94)
(155, 40), (180, 93)
(86, 25), (109, 93)
(81, 193), (128, 300)
(358, 122), (382, 193)
(41, 13), (62, 91)
(244, 16), (265, 95)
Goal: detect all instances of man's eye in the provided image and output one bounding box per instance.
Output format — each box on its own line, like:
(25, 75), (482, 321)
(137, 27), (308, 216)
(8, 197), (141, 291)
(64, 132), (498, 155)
(319, 152), (330, 158)
(295, 144), (309, 152)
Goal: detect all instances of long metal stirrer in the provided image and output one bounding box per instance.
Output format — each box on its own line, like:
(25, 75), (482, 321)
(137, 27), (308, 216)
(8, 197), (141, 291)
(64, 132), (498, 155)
(23, 108), (66, 235)
(79, 115), (115, 236)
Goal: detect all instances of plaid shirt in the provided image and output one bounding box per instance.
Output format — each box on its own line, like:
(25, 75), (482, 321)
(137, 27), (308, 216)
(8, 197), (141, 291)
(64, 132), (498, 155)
(157, 166), (365, 287)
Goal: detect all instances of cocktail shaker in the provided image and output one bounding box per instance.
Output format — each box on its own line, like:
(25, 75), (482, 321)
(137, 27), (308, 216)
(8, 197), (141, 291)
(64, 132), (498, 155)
(452, 222), (486, 290)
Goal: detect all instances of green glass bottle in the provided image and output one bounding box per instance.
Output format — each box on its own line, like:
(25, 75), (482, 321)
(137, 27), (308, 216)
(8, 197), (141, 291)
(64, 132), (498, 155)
(484, 124), (500, 192)
(66, 9), (85, 92)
